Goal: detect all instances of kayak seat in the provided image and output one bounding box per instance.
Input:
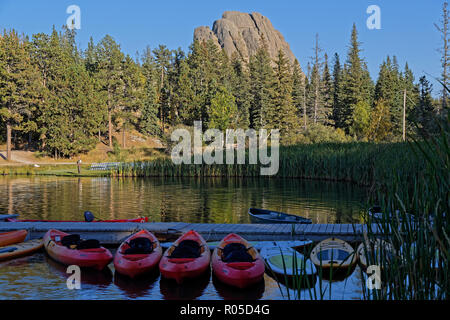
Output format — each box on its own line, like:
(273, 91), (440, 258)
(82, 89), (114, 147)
(76, 239), (101, 250)
(170, 240), (201, 259)
(222, 243), (254, 263)
(61, 234), (81, 248)
(124, 237), (154, 255)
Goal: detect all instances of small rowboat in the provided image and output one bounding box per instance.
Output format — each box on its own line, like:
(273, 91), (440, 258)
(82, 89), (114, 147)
(0, 239), (44, 261)
(310, 238), (357, 277)
(212, 233), (265, 289)
(114, 230), (162, 278)
(44, 229), (113, 271)
(248, 208), (312, 224)
(261, 245), (316, 287)
(0, 230), (28, 247)
(159, 230), (210, 284)
(357, 239), (395, 270)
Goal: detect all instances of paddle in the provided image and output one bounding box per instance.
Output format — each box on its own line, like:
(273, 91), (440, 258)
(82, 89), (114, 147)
(0, 247), (18, 254)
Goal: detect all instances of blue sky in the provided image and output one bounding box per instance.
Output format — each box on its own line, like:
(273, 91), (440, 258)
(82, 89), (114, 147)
(0, 0), (445, 92)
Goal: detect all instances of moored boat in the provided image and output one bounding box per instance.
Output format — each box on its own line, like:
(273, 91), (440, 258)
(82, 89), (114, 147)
(261, 245), (316, 287)
(357, 238), (395, 270)
(212, 233), (265, 289)
(0, 239), (44, 261)
(114, 229), (162, 278)
(248, 208), (312, 224)
(0, 230), (28, 247)
(43, 229), (113, 271)
(310, 238), (357, 278)
(159, 230), (210, 284)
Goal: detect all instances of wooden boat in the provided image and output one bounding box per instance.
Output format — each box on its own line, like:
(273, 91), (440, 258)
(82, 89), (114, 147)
(212, 233), (265, 289)
(159, 230), (210, 284)
(0, 239), (44, 261)
(0, 230), (28, 247)
(44, 229), (113, 271)
(357, 239), (395, 270)
(114, 230), (162, 278)
(248, 208), (312, 224)
(261, 245), (316, 287)
(310, 238), (357, 277)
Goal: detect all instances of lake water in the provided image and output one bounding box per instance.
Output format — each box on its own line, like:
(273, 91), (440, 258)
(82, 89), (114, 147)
(0, 176), (369, 300)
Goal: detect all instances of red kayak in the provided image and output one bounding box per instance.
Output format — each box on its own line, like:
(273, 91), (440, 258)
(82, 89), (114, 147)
(114, 230), (162, 278)
(159, 230), (210, 284)
(0, 230), (28, 247)
(212, 233), (265, 289)
(7, 217), (148, 223)
(43, 229), (113, 271)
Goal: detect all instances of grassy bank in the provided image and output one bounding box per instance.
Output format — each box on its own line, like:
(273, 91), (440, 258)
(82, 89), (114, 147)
(1, 142), (426, 188)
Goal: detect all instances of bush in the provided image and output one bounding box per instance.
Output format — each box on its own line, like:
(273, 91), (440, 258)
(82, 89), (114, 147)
(293, 124), (352, 144)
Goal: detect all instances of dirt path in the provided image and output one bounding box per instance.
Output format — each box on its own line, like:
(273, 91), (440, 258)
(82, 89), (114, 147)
(0, 150), (76, 166)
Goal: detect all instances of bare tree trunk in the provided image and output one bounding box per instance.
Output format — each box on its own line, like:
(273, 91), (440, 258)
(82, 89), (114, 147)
(303, 77), (307, 129)
(108, 109), (112, 148)
(435, 2), (449, 114)
(403, 89), (407, 141)
(122, 125), (126, 149)
(6, 122), (11, 161)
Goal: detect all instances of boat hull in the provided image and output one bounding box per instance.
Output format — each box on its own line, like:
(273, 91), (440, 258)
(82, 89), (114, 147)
(114, 230), (162, 278)
(159, 230), (210, 284)
(212, 233), (265, 289)
(44, 229), (113, 271)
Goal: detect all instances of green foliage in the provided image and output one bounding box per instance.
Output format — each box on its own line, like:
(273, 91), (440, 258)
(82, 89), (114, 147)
(0, 23), (443, 159)
(208, 86), (237, 131)
(350, 100), (371, 140)
(294, 124), (351, 144)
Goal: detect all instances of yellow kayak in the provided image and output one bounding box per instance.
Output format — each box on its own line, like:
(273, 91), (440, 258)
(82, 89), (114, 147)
(0, 239), (44, 261)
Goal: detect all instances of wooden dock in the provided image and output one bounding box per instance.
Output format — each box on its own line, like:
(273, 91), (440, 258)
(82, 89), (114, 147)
(0, 221), (382, 244)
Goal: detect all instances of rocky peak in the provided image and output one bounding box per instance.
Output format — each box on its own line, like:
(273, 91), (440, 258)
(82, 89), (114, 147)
(194, 11), (297, 65)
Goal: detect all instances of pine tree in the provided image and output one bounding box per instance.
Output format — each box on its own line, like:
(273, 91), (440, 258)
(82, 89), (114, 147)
(249, 38), (275, 130)
(310, 34), (322, 124)
(139, 47), (160, 136)
(153, 45), (173, 132)
(96, 35), (125, 148)
(411, 76), (437, 134)
(209, 86), (238, 131)
(340, 24), (374, 133)
(230, 53), (251, 129)
(321, 53), (333, 125)
(272, 50), (298, 143)
(332, 53), (344, 128)
(292, 59), (306, 126)
(0, 30), (41, 160)
(120, 55), (144, 148)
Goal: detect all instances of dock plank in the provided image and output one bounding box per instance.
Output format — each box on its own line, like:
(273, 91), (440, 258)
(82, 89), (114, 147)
(0, 221), (382, 244)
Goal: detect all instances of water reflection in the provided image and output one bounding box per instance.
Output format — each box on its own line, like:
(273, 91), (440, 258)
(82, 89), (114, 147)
(159, 269), (211, 300)
(0, 176), (367, 300)
(0, 176), (367, 224)
(113, 271), (160, 299)
(45, 255), (113, 287)
(212, 274), (265, 300)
